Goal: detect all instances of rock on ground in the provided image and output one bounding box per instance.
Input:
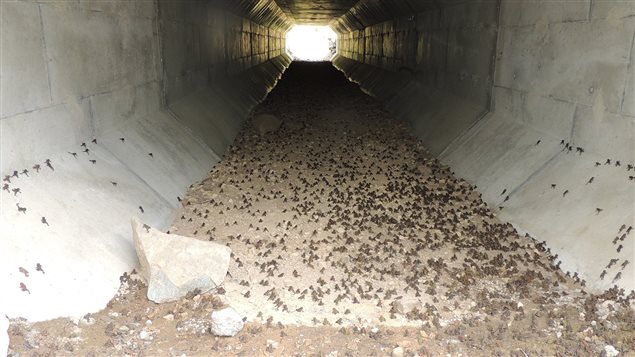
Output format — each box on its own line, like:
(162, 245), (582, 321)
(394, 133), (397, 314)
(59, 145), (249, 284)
(131, 217), (231, 303)
(603, 345), (620, 357)
(210, 307), (244, 337)
(253, 113), (282, 135)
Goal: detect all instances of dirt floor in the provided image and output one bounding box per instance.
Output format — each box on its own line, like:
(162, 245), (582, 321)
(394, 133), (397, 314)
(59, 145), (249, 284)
(7, 62), (635, 356)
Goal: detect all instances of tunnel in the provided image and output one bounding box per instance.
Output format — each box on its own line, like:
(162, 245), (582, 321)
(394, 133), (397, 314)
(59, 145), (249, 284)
(1, 0), (634, 355)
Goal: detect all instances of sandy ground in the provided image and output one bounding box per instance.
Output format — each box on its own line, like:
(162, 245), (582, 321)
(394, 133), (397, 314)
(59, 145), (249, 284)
(7, 62), (635, 356)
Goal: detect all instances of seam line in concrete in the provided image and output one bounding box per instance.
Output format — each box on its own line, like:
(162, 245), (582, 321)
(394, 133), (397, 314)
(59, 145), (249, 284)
(506, 17), (590, 30)
(98, 143), (175, 209)
(152, 0), (164, 108)
(507, 150), (562, 199)
(37, 3), (53, 103)
(162, 107), (222, 163)
(88, 96), (96, 139)
(569, 104), (579, 144)
(619, 22), (635, 114)
(438, 109), (490, 159)
(488, 0), (503, 113)
(0, 102), (72, 121)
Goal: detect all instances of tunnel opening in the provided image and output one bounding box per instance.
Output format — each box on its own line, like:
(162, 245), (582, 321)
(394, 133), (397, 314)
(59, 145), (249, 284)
(1, 0), (634, 355)
(286, 25), (337, 61)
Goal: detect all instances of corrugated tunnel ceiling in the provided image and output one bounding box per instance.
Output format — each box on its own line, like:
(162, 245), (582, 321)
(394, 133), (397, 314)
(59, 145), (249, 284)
(223, 0), (447, 29)
(274, 0), (358, 24)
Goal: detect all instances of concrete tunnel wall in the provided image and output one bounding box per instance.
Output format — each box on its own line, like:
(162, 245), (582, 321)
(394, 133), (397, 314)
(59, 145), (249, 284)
(331, 0), (634, 294)
(0, 0), (633, 324)
(1, 0), (291, 321)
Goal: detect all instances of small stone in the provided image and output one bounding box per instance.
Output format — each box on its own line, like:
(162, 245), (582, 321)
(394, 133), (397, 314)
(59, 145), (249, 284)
(211, 307), (244, 337)
(603, 345), (619, 357)
(391, 301), (405, 314)
(163, 314), (174, 321)
(79, 316), (95, 327)
(392, 346), (404, 357)
(139, 330), (152, 341)
(266, 339), (279, 351)
(253, 113), (282, 136)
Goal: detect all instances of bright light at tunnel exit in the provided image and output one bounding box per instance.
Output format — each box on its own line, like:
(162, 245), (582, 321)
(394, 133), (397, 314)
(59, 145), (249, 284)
(286, 25), (337, 61)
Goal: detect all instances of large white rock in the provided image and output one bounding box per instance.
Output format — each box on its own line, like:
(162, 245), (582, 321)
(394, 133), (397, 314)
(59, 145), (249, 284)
(210, 307), (244, 337)
(131, 218), (231, 303)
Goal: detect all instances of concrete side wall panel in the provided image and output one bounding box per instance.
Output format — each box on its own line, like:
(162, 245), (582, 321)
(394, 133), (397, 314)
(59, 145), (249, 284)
(0, 1), (52, 118)
(591, 0), (635, 20)
(520, 91), (577, 140)
(94, 106), (218, 204)
(441, 105), (634, 293)
(438, 1), (634, 292)
(441, 110), (561, 205)
(2, 0), (290, 323)
(169, 90), (237, 155)
(441, 0), (499, 29)
(1, 145), (174, 321)
(573, 104), (635, 162)
(162, 19), (208, 103)
(77, 0), (155, 19)
(41, 4), (159, 103)
(495, 17), (635, 114)
(621, 26), (635, 117)
(500, 0), (590, 27)
(1, 101), (92, 170)
(91, 81), (162, 135)
(336, 0), (634, 292)
(498, 152), (634, 292)
(445, 25), (496, 103)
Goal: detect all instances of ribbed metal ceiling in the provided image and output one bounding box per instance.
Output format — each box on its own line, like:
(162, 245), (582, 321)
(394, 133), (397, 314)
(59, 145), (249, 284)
(214, 0), (446, 33)
(274, 0), (359, 24)
(213, 0), (294, 30)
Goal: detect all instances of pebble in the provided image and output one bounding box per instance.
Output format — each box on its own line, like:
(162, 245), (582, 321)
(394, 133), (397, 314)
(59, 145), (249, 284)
(603, 345), (619, 357)
(266, 339), (279, 350)
(139, 330), (152, 341)
(163, 314), (174, 321)
(392, 346), (404, 357)
(210, 307), (244, 337)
